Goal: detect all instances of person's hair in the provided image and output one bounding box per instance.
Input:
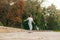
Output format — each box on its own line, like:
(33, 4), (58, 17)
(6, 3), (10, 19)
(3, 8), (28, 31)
(28, 14), (32, 17)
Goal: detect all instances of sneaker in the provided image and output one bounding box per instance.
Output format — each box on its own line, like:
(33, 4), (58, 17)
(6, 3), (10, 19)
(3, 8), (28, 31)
(28, 31), (32, 33)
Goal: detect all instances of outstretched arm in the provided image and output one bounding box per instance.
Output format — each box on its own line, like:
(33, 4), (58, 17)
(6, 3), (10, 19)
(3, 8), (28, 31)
(24, 19), (27, 21)
(24, 18), (28, 21)
(33, 21), (35, 24)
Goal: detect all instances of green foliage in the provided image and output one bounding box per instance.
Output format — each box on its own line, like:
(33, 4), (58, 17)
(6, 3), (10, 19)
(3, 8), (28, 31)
(0, 0), (60, 30)
(42, 4), (59, 30)
(0, 22), (3, 26)
(23, 1), (59, 30)
(22, 0), (45, 30)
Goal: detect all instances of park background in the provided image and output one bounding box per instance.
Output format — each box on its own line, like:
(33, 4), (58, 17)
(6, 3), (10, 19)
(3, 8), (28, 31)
(0, 0), (60, 30)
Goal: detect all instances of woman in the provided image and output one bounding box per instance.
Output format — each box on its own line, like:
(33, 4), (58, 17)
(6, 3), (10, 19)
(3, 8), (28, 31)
(24, 14), (35, 32)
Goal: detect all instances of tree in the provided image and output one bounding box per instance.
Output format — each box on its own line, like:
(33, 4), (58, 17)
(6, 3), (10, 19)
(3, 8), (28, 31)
(23, 0), (45, 30)
(0, 0), (25, 27)
(0, 0), (9, 26)
(42, 4), (58, 30)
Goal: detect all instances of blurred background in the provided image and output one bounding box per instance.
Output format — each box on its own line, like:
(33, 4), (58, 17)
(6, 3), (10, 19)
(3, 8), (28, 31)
(0, 0), (60, 30)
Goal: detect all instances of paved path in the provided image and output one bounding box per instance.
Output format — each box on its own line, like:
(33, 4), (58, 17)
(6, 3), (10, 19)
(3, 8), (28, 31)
(0, 32), (60, 40)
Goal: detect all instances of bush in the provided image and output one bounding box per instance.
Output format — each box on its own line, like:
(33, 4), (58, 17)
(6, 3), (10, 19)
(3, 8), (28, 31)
(0, 22), (3, 26)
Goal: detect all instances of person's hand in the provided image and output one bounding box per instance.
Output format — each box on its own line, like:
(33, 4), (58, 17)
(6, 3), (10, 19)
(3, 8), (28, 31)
(33, 21), (35, 24)
(34, 22), (35, 24)
(24, 20), (27, 21)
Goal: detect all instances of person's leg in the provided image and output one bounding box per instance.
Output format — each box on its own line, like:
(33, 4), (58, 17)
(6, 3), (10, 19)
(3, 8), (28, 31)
(29, 24), (33, 31)
(28, 23), (33, 33)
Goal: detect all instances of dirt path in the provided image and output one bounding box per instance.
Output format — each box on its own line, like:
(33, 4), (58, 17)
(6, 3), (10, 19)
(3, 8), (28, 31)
(0, 26), (60, 40)
(0, 32), (60, 40)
